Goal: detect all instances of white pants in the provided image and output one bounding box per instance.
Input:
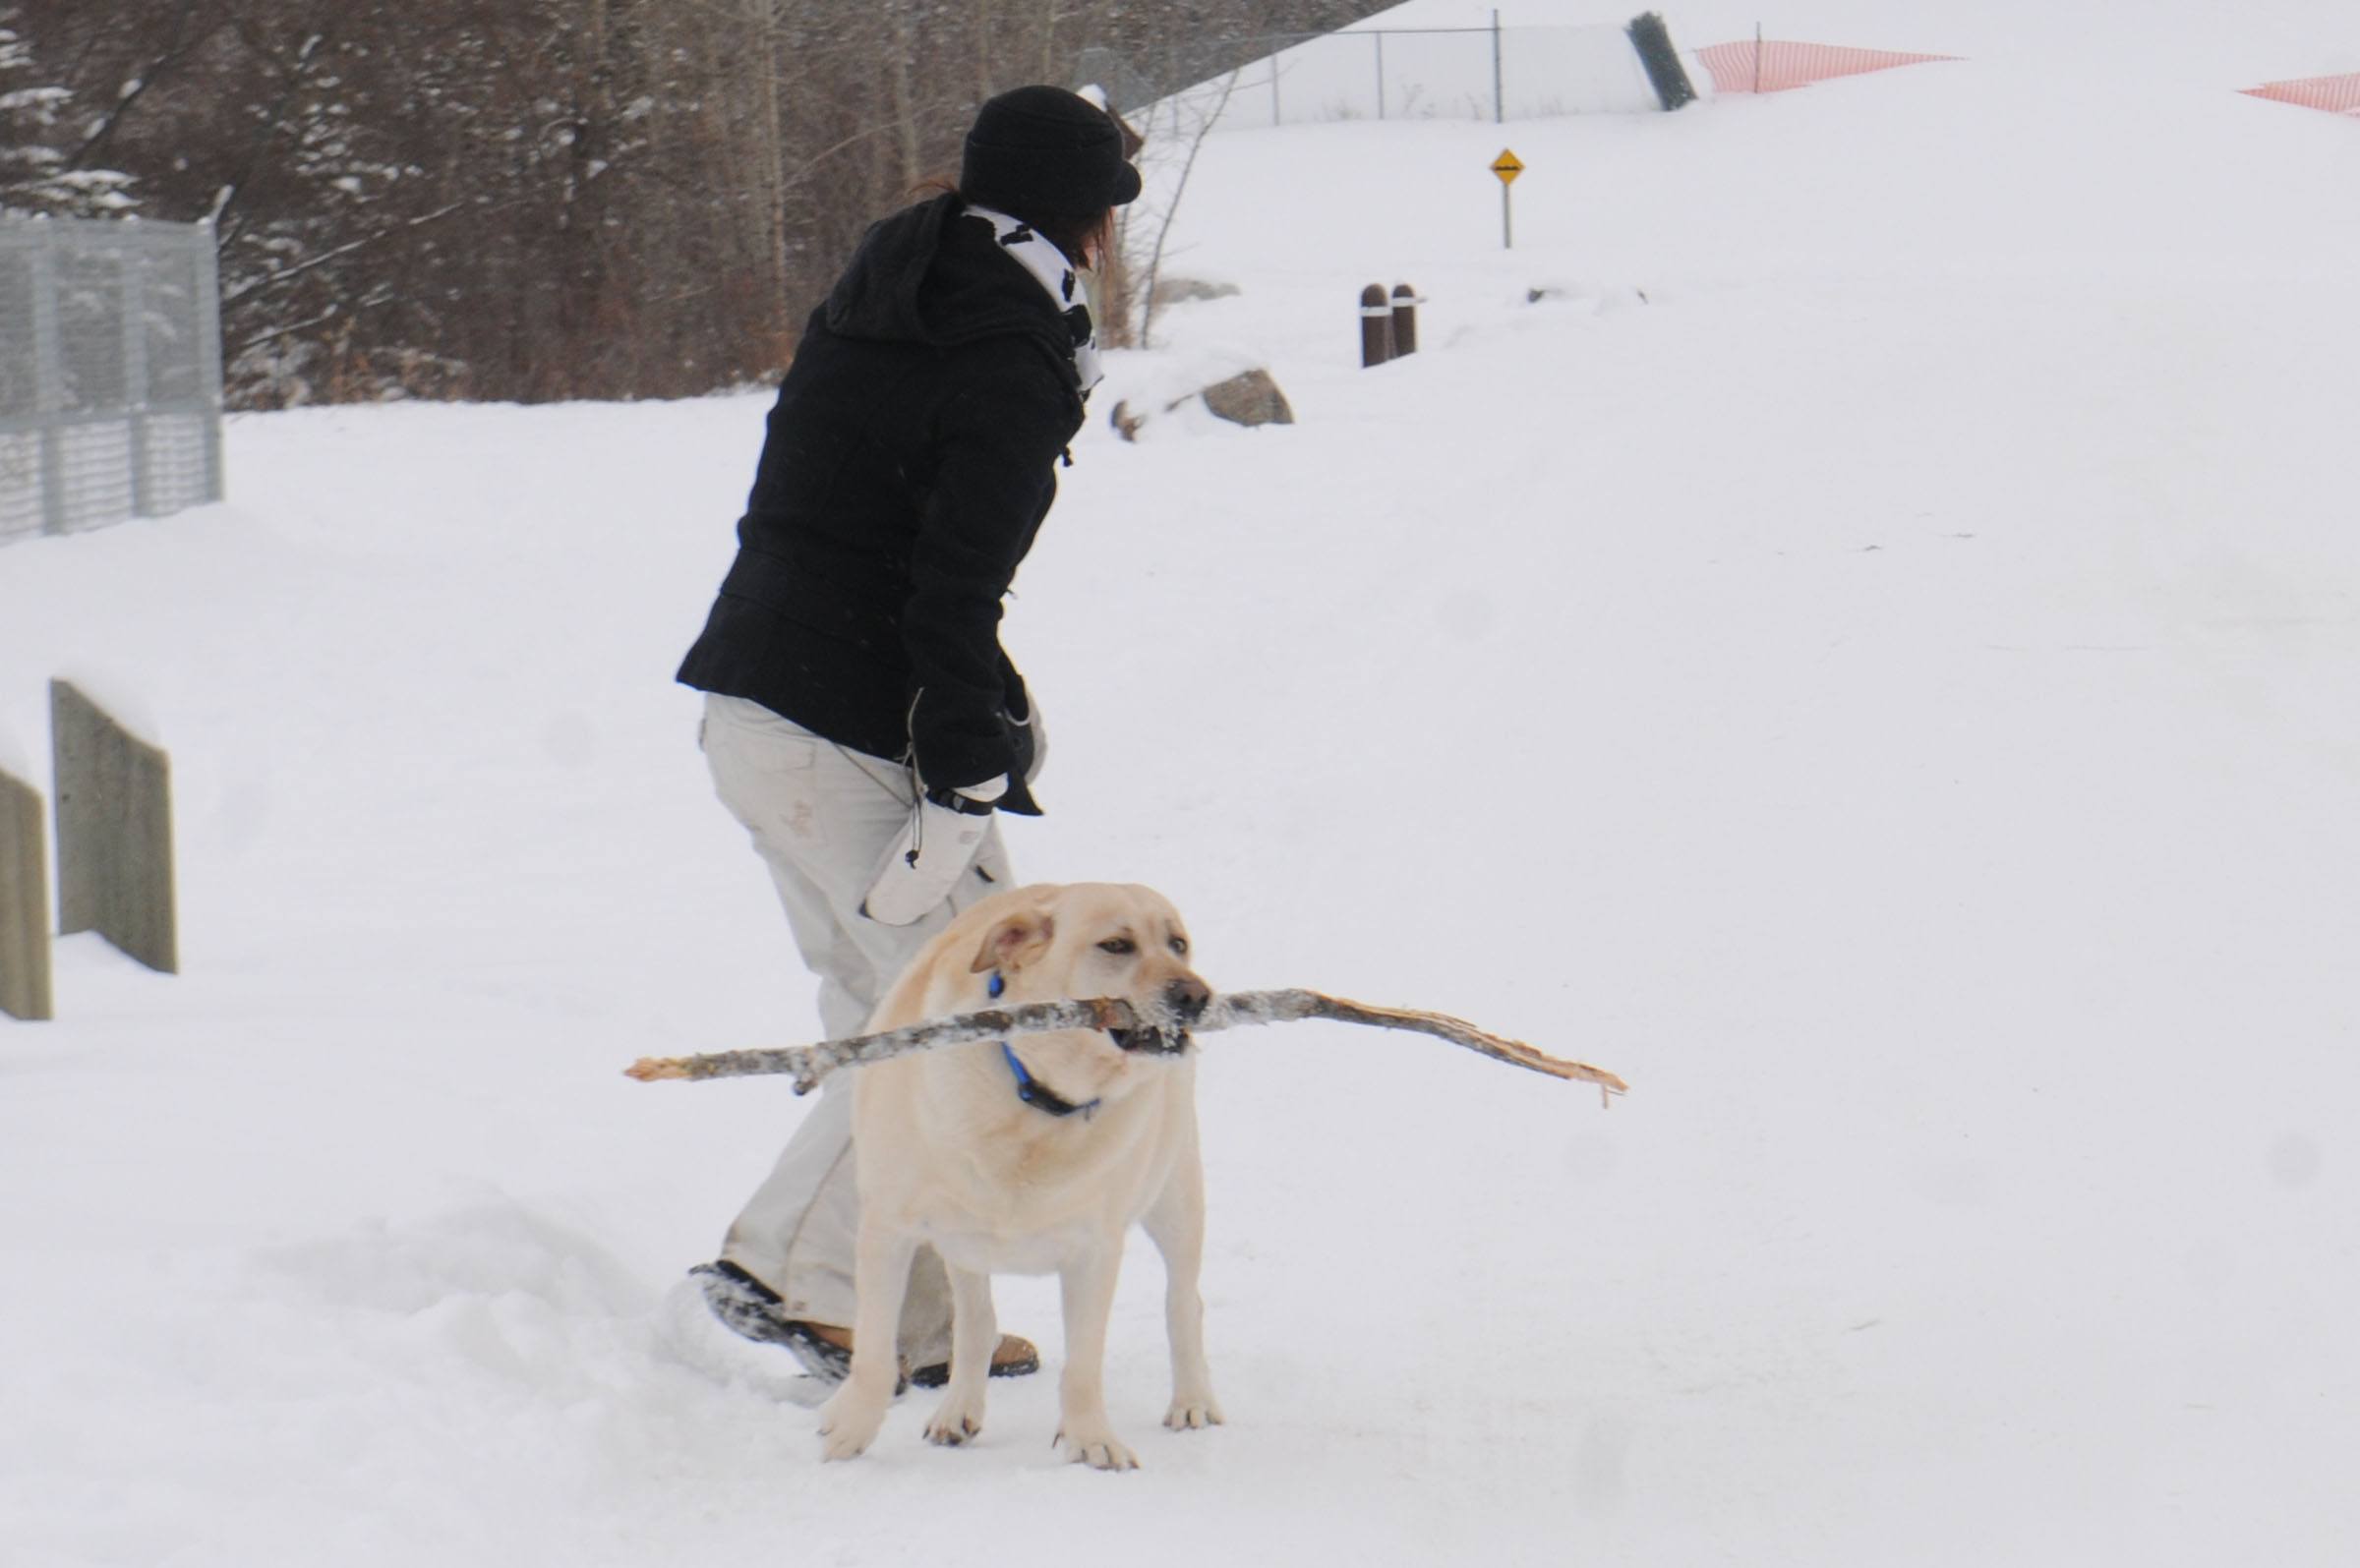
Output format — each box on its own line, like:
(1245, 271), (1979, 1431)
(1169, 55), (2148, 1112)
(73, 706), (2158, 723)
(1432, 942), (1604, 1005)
(699, 693), (1011, 1365)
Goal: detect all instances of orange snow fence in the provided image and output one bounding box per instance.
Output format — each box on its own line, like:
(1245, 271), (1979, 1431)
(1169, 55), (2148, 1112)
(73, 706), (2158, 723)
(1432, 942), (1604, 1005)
(1696, 40), (1960, 96)
(2239, 74), (2360, 119)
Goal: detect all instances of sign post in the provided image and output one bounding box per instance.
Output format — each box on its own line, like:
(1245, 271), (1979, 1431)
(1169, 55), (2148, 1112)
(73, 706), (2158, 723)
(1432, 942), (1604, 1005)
(1491, 148), (1524, 250)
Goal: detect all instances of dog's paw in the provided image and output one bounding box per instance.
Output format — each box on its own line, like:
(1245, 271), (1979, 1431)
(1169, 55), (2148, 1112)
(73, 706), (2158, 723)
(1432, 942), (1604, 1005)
(1163, 1391), (1225, 1431)
(922, 1389), (987, 1447)
(816, 1388), (888, 1462)
(1055, 1423), (1141, 1472)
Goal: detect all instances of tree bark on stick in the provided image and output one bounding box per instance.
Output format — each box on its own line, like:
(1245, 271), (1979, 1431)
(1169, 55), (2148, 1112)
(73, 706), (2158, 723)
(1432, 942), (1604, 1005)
(624, 990), (1628, 1107)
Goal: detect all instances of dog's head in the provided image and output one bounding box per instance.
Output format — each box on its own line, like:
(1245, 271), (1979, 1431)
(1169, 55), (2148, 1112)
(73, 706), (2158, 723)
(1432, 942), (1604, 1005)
(960, 883), (1210, 1085)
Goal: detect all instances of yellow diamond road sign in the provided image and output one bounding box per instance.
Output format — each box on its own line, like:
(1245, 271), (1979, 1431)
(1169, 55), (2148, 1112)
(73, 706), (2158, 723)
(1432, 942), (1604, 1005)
(1492, 148), (1524, 185)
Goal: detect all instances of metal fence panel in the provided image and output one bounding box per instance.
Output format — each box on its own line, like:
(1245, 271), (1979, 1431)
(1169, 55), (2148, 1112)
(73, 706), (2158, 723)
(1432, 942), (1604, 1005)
(0, 216), (223, 545)
(1502, 25), (1665, 118)
(0, 248), (33, 420)
(1140, 22), (1704, 135)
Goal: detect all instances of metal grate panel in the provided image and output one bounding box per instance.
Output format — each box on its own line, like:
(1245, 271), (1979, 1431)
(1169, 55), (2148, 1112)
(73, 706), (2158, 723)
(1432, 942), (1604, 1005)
(0, 217), (224, 543)
(55, 420), (135, 535)
(0, 432), (39, 541)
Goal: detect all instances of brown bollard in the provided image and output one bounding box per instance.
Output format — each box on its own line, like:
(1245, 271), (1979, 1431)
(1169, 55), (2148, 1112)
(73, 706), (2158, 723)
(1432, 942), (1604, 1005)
(1359, 283), (1393, 368)
(1390, 283), (1420, 356)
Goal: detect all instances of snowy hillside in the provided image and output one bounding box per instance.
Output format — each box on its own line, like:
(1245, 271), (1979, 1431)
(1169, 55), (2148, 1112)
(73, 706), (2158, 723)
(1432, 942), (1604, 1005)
(5, 4), (2358, 1564)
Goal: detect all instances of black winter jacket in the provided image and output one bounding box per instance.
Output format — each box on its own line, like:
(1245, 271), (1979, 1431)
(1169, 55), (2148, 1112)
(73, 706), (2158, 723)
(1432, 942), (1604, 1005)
(677, 194), (1089, 812)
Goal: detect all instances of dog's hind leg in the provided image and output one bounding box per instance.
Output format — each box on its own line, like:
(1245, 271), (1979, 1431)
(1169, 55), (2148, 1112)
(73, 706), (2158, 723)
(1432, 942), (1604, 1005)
(922, 1264), (997, 1447)
(1054, 1240), (1139, 1470)
(816, 1220), (918, 1462)
(1143, 1137), (1224, 1432)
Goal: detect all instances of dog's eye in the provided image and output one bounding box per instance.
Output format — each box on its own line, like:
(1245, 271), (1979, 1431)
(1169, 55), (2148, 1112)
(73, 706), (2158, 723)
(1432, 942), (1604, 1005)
(1097, 937), (1136, 956)
(1169, 937), (1189, 956)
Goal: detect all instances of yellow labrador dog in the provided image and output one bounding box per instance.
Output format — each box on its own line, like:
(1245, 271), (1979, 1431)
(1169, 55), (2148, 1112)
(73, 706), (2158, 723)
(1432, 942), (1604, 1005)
(817, 882), (1223, 1470)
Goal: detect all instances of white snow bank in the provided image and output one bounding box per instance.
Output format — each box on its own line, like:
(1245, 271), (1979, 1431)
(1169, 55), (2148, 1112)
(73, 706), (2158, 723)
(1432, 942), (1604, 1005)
(4, 6), (2358, 1564)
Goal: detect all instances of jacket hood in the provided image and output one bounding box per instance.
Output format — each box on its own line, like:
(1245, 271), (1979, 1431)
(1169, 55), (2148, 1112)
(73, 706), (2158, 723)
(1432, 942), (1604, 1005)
(822, 194), (1082, 382)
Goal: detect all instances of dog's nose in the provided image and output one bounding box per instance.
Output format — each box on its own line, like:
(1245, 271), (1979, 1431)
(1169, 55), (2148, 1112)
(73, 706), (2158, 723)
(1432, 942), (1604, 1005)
(1164, 975), (1210, 1021)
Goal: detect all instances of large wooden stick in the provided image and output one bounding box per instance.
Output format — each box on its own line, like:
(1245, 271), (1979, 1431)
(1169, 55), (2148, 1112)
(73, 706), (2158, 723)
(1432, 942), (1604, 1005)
(623, 990), (1627, 1107)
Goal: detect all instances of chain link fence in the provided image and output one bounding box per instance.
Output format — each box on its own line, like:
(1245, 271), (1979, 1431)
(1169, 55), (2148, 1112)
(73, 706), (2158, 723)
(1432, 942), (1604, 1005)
(1084, 18), (1709, 134)
(1, 216), (224, 546)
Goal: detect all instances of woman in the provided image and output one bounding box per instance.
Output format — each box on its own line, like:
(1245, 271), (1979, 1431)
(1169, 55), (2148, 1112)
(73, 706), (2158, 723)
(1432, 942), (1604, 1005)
(675, 86), (1141, 1386)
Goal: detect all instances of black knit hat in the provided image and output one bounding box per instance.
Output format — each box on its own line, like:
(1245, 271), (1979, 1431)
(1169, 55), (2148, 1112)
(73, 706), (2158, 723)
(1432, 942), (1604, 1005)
(961, 86), (1143, 222)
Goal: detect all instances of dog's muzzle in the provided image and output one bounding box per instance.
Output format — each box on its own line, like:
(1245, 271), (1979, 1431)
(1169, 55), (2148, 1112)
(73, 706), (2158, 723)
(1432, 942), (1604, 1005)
(1108, 1022), (1191, 1056)
(1110, 977), (1210, 1056)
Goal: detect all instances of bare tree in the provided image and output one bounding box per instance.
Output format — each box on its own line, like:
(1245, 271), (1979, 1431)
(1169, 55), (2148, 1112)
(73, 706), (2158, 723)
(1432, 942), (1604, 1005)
(0, 1), (137, 214)
(2, 0), (1395, 405)
(1121, 64), (1243, 350)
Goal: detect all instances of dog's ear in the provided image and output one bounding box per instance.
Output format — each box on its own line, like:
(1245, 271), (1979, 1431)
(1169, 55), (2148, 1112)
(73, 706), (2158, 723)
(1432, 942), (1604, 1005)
(969, 909), (1056, 975)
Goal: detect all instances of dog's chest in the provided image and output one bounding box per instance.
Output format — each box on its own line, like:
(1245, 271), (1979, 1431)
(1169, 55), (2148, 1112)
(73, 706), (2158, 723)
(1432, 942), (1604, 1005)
(914, 1114), (1173, 1275)
(924, 1217), (1099, 1276)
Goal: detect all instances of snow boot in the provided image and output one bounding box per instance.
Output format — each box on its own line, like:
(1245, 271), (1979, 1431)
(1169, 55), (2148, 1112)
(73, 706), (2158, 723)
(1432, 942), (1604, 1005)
(908, 1336), (1041, 1388)
(689, 1260), (863, 1386)
(689, 1260), (1039, 1388)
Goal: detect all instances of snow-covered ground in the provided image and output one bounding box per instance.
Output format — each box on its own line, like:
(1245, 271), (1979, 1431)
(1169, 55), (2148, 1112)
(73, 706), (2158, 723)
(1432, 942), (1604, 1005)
(5, 4), (2358, 1563)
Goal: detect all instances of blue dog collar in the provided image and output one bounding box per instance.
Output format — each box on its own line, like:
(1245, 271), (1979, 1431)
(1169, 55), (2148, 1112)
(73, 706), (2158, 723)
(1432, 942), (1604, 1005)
(989, 971), (1098, 1119)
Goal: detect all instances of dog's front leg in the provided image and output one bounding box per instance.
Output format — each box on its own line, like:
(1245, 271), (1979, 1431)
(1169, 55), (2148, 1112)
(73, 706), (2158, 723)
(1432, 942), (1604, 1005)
(815, 1218), (917, 1462)
(922, 1264), (996, 1447)
(1144, 1144), (1223, 1431)
(1054, 1236), (1137, 1470)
